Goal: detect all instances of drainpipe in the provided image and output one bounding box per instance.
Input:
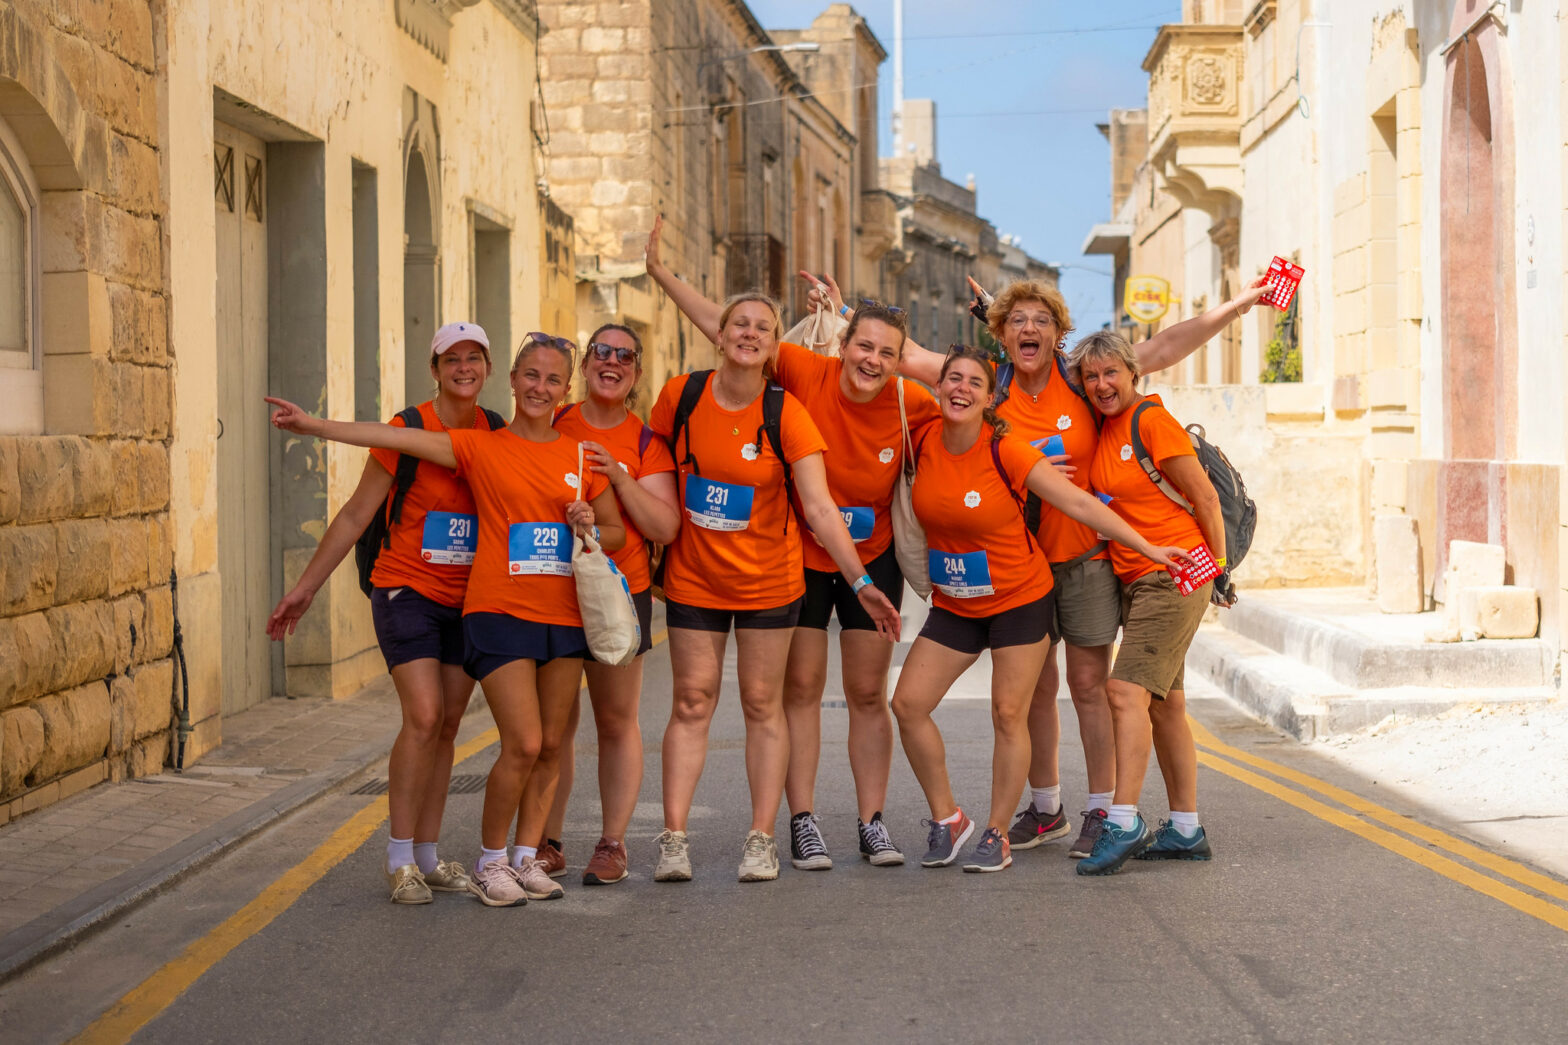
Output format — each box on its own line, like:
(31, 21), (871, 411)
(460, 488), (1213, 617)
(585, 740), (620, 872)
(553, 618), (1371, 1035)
(168, 567), (193, 771)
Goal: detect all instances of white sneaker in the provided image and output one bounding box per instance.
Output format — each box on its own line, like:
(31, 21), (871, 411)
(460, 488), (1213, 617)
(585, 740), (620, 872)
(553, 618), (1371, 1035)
(654, 829), (692, 882)
(466, 860), (527, 907)
(738, 830), (779, 882)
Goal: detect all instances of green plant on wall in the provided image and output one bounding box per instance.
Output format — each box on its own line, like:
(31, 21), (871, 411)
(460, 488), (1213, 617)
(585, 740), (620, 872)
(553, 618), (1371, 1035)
(1261, 295), (1301, 383)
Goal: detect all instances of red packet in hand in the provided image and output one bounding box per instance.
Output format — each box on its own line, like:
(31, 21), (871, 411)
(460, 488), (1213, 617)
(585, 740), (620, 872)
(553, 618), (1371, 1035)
(1260, 256), (1304, 310)
(1169, 543), (1220, 596)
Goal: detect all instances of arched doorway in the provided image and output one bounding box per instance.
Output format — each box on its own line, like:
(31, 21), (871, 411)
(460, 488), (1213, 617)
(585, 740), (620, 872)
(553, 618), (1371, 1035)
(403, 146), (438, 407)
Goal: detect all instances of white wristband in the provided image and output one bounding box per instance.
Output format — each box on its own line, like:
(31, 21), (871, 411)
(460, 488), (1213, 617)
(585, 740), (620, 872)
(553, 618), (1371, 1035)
(851, 574), (873, 594)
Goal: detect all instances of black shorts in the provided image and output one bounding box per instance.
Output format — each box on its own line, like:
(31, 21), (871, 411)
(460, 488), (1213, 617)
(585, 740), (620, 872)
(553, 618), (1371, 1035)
(370, 586), (466, 670)
(462, 612), (588, 680)
(799, 545), (905, 631)
(665, 596), (803, 633)
(917, 592), (1058, 656)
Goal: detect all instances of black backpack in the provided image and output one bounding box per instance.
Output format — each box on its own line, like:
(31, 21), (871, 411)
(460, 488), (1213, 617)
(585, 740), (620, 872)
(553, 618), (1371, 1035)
(1128, 401), (1256, 569)
(354, 405), (506, 595)
(994, 356), (1100, 533)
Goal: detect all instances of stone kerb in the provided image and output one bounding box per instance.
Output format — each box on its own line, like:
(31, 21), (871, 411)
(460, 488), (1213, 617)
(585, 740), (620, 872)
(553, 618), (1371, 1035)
(0, 0), (171, 826)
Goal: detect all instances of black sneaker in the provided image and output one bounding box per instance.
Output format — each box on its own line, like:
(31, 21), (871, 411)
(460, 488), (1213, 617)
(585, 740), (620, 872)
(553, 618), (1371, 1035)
(1068, 809), (1107, 859)
(1006, 803), (1071, 850)
(789, 811), (833, 870)
(857, 812), (905, 866)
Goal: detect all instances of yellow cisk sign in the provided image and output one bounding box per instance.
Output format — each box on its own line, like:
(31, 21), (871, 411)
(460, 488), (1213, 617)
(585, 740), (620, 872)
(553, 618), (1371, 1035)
(1124, 275), (1171, 324)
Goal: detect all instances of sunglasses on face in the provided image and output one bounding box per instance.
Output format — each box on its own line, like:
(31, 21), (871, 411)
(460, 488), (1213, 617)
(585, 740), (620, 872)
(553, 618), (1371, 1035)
(588, 342), (639, 366)
(858, 298), (906, 317)
(525, 332), (576, 352)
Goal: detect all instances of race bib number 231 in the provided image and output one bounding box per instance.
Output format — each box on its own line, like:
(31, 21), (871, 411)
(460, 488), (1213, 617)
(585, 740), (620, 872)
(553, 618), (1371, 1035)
(684, 477), (755, 532)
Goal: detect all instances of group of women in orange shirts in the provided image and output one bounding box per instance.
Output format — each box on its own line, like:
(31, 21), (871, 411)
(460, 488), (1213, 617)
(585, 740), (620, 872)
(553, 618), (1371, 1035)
(264, 216), (1273, 905)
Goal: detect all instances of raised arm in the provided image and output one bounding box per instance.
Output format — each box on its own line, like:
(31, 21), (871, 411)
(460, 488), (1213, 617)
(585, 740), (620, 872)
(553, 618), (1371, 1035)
(1135, 276), (1270, 375)
(645, 215), (724, 343)
(266, 396), (458, 470)
(803, 271), (945, 386)
(1023, 458), (1192, 570)
(790, 453), (902, 642)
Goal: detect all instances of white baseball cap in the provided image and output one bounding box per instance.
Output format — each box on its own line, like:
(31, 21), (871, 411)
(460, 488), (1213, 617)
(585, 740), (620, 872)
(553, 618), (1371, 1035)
(430, 321), (491, 358)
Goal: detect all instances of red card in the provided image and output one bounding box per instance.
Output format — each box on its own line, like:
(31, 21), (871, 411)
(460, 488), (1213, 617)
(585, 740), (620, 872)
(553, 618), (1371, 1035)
(1169, 543), (1220, 596)
(1260, 256), (1304, 310)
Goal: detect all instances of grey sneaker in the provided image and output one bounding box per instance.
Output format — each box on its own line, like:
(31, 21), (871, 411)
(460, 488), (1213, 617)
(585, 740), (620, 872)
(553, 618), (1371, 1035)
(789, 812), (833, 870)
(386, 863), (433, 905)
(515, 857), (565, 900)
(466, 860), (528, 907)
(654, 829), (692, 882)
(1007, 803), (1071, 850)
(1068, 809), (1107, 859)
(961, 826), (1012, 873)
(857, 813), (905, 866)
(919, 811), (974, 868)
(738, 830), (780, 882)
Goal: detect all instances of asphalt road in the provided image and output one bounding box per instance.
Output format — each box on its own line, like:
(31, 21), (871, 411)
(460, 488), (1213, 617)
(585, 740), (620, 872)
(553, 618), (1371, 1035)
(4, 605), (1567, 1044)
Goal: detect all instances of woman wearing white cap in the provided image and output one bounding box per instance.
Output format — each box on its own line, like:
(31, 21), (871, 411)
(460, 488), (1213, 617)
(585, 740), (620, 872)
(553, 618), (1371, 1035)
(267, 321), (503, 904)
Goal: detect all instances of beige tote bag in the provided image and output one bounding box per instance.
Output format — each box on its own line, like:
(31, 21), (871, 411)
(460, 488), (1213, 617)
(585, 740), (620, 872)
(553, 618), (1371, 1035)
(889, 379), (931, 600)
(572, 444), (641, 666)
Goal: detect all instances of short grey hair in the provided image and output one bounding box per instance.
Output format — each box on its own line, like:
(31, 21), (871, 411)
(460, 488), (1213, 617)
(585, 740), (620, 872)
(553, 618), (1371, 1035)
(1069, 330), (1142, 384)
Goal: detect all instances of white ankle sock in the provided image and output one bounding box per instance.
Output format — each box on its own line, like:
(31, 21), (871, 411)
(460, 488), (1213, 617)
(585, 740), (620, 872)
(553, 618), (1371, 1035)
(1107, 805), (1139, 831)
(413, 842), (439, 874)
(475, 846), (508, 873)
(1169, 811), (1201, 835)
(386, 836), (414, 874)
(1030, 786), (1061, 816)
(511, 845), (538, 867)
(939, 808), (964, 825)
(1086, 791), (1114, 813)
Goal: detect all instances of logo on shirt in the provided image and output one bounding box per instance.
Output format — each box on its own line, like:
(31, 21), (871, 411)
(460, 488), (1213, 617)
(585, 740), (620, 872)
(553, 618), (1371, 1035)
(1057, 415), (1072, 430)
(1120, 444), (1133, 462)
(878, 447), (895, 464)
(741, 442), (759, 461)
(565, 472), (581, 489)
(963, 490), (981, 508)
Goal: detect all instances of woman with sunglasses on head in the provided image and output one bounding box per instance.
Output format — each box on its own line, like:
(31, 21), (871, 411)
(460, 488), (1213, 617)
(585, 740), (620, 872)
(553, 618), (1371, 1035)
(647, 218), (939, 870)
(534, 323), (680, 886)
(642, 224), (903, 883)
(889, 345), (1189, 873)
(809, 272), (1269, 861)
(266, 323), (496, 906)
(266, 332), (626, 907)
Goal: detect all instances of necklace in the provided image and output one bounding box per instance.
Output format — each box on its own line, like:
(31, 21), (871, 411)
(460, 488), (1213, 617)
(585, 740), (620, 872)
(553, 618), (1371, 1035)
(432, 397), (478, 431)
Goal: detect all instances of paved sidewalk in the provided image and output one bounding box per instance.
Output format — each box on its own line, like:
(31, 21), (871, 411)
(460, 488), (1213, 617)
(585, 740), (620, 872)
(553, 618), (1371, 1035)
(0, 677), (491, 980)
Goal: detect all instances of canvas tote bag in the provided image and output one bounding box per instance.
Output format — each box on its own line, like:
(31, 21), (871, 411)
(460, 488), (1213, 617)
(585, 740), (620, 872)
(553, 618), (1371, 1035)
(889, 378), (931, 600)
(571, 443), (641, 666)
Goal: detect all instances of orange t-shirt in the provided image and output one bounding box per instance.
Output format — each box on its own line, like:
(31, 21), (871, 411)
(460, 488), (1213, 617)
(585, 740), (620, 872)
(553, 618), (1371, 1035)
(1088, 394), (1205, 582)
(649, 372), (828, 609)
(552, 404), (676, 594)
(447, 427), (609, 626)
(996, 360), (1106, 564)
(910, 422), (1054, 617)
(772, 341), (942, 572)
(367, 402), (499, 607)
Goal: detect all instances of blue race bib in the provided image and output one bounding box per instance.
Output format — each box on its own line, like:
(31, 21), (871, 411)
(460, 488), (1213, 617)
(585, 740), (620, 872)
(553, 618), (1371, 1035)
(1040, 434), (1066, 458)
(421, 511), (478, 565)
(1095, 491), (1114, 505)
(684, 477), (755, 532)
(839, 506), (874, 543)
(507, 522), (571, 576)
(928, 549), (994, 598)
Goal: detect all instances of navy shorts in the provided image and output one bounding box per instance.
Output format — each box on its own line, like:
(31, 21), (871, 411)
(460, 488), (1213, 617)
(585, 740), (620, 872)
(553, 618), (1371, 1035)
(370, 586), (466, 671)
(665, 596), (803, 633)
(917, 592), (1058, 656)
(799, 544), (905, 631)
(462, 612), (588, 680)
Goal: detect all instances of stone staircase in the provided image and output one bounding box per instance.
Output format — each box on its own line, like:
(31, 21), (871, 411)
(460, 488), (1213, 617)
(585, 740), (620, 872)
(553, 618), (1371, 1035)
(1188, 588), (1558, 740)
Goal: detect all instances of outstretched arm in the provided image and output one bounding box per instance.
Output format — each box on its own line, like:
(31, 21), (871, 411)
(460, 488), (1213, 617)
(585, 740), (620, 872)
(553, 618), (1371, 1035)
(645, 215), (724, 344)
(790, 453), (902, 642)
(1136, 276), (1271, 375)
(803, 272), (945, 385)
(266, 397), (458, 470)
(1023, 458), (1193, 570)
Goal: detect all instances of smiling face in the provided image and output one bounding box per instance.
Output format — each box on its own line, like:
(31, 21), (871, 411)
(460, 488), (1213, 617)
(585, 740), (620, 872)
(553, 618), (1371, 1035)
(999, 298), (1061, 380)
(717, 300), (779, 371)
(430, 341), (491, 399)
(839, 317), (903, 397)
(1077, 350), (1138, 418)
(937, 355), (993, 425)
(509, 343), (573, 420)
(582, 327), (641, 405)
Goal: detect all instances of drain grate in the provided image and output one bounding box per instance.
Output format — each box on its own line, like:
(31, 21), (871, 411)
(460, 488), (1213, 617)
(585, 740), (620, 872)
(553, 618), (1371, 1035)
(351, 773), (488, 796)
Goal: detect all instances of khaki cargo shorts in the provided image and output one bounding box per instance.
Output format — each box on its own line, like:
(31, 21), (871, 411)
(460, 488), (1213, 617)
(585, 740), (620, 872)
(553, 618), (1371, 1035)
(1110, 571), (1212, 699)
(1049, 555), (1121, 648)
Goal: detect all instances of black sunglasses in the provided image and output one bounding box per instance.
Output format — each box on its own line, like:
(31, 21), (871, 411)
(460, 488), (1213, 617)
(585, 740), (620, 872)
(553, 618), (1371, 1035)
(525, 331), (576, 352)
(858, 298), (906, 317)
(587, 342), (639, 366)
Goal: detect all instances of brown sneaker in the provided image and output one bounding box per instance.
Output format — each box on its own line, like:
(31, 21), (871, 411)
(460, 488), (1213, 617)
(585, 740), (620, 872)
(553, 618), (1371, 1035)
(583, 836), (629, 885)
(537, 840), (568, 879)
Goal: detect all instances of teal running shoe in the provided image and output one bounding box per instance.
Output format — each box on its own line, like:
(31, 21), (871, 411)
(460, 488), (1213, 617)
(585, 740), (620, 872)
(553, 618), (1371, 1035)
(1135, 821), (1213, 861)
(1075, 814), (1152, 876)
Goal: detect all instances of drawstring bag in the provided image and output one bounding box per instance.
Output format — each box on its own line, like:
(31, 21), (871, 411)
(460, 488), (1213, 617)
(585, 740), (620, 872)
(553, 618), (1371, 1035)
(780, 300), (847, 355)
(889, 378), (931, 600)
(572, 443), (641, 666)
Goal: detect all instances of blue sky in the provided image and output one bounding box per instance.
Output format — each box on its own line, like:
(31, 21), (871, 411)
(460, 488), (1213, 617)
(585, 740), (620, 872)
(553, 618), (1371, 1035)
(746, 0), (1181, 331)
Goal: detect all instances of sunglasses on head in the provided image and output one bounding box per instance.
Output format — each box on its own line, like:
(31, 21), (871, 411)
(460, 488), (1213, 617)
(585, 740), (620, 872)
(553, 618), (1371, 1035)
(525, 332), (576, 352)
(858, 298), (906, 317)
(588, 342), (639, 366)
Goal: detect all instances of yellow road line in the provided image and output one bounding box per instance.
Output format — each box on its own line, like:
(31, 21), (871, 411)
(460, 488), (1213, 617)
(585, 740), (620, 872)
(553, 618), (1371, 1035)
(1193, 747), (1568, 934)
(1188, 716), (1568, 905)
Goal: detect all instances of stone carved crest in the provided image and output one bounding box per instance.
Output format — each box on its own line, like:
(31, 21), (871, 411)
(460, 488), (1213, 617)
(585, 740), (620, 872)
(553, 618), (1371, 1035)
(1187, 55), (1228, 107)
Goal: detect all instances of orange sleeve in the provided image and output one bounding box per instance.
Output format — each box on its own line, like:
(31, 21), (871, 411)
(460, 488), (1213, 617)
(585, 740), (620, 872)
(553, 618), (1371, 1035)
(447, 427), (479, 478)
(649, 375), (682, 439)
(1143, 407), (1196, 470)
(368, 413), (408, 474)
(779, 393), (828, 463)
(905, 382), (942, 428)
(583, 468), (610, 502)
(773, 341), (828, 389)
(640, 427), (676, 476)
(997, 435), (1043, 497)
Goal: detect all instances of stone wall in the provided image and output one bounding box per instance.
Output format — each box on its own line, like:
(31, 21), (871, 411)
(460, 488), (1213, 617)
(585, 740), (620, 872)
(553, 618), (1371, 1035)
(0, 0), (173, 821)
